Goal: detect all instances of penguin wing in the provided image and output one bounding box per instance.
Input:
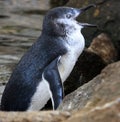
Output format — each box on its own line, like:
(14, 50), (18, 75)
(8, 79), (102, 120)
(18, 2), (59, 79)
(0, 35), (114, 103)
(42, 56), (64, 110)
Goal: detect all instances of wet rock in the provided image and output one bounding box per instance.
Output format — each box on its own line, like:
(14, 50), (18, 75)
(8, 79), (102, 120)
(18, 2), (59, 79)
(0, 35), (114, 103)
(0, 111), (70, 122)
(58, 61), (120, 111)
(0, 0), (45, 72)
(0, 85), (5, 101)
(0, 64), (15, 84)
(0, 1), (10, 18)
(4, 0), (50, 13)
(50, 0), (69, 7)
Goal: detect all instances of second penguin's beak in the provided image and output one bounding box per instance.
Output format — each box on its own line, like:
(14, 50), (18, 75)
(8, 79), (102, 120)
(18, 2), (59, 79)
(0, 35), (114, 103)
(75, 4), (97, 28)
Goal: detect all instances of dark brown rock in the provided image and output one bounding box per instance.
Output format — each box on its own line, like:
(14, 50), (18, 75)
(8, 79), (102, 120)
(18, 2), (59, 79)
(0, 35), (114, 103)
(50, 0), (69, 7)
(88, 33), (117, 64)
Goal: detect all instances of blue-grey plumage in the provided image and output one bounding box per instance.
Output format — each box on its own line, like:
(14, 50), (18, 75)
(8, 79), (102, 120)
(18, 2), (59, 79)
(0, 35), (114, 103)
(43, 56), (63, 110)
(1, 4), (96, 111)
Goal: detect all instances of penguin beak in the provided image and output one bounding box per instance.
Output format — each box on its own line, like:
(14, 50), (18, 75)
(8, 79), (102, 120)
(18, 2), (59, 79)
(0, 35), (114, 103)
(75, 4), (97, 28)
(78, 23), (97, 28)
(79, 4), (96, 13)
(75, 4), (96, 18)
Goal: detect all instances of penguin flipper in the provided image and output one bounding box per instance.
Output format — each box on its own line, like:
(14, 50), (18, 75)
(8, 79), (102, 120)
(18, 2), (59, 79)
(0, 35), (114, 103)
(42, 56), (64, 110)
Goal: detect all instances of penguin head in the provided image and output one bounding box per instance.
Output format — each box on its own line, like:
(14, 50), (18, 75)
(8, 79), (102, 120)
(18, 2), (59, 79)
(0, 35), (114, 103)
(42, 4), (97, 36)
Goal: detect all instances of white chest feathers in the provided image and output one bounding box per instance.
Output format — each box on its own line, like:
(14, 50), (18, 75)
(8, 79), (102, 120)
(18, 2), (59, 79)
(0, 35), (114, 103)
(58, 30), (85, 82)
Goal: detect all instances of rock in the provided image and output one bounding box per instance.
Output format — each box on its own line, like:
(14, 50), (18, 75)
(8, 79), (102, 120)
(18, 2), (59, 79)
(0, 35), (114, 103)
(63, 98), (120, 122)
(0, 85), (5, 101)
(64, 33), (117, 94)
(4, 0), (50, 13)
(0, 100), (119, 122)
(50, 0), (69, 7)
(59, 61), (120, 111)
(0, 111), (70, 122)
(88, 33), (117, 64)
(0, 64), (16, 84)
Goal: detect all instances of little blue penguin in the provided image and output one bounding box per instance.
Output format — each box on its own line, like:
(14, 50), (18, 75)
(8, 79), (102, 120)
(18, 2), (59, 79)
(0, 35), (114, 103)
(1, 4), (97, 111)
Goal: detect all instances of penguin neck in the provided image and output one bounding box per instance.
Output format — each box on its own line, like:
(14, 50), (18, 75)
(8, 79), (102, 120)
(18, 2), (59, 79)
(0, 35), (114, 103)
(64, 28), (85, 57)
(58, 29), (85, 82)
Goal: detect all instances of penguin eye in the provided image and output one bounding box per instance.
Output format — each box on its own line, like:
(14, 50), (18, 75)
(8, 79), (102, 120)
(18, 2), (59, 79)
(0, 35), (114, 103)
(66, 14), (72, 19)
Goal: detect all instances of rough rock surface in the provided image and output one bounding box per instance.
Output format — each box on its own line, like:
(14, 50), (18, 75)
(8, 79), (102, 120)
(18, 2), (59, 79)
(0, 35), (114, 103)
(59, 61), (120, 112)
(50, 0), (69, 7)
(88, 33), (117, 64)
(0, 111), (70, 122)
(64, 98), (120, 122)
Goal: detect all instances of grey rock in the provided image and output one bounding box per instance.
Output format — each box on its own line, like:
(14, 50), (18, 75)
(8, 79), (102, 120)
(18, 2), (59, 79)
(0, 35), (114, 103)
(0, 111), (70, 122)
(59, 61), (120, 111)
